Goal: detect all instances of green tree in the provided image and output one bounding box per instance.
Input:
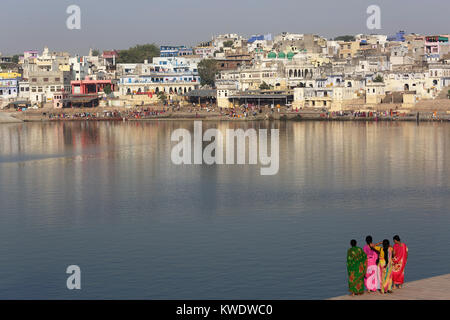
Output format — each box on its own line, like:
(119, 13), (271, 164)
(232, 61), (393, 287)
(223, 40), (234, 48)
(117, 44), (160, 63)
(198, 59), (218, 87)
(259, 82), (271, 90)
(447, 89), (450, 99)
(334, 35), (355, 42)
(157, 91), (167, 104)
(12, 55), (20, 64)
(103, 84), (112, 95)
(373, 75), (384, 83)
(92, 49), (100, 56)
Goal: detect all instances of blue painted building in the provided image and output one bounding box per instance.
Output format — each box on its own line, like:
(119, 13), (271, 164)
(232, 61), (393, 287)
(388, 30), (406, 42)
(0, 74), (20, 99)
(247, 34), (272, 43)
(160, 46), (193, 57)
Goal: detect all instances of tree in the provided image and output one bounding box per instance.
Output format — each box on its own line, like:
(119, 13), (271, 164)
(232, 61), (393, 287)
(157, 91), (167, 104)
(12, 55), (20, 64)
(373, 75), (384, 83)
(198, 59), (218, 87)
(103, 84), (112, 95)
(92, 49), (100, 57)
(334, 35), (355, 42)
(223, 40), (233, 48)
(448, 89), (450, 99)
(117, 44), (160, 63)
(259, 82), (271, 90)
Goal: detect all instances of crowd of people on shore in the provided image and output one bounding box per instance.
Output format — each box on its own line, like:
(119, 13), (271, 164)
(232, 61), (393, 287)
(37, 103), (449, 122)
(347, 235), (408, 295)
(47, 108), (168, 120)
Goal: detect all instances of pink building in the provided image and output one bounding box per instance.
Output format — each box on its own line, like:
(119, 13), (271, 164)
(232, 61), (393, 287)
(71, 79), (115, 95)
(425, 35), (450, 58)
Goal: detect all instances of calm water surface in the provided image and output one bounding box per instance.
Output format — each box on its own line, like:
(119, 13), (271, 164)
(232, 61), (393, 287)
(0, 120), (449, 299)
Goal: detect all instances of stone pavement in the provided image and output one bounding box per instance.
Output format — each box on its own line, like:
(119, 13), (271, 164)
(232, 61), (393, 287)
(330, 274), (450, 300)
(0, 112), (23, 123)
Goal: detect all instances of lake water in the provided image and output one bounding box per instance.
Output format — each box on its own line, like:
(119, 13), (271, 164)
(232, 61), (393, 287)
(0, 120), (449, 299)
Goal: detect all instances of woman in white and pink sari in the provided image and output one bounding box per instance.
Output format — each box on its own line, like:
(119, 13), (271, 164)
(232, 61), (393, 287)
(363, 236), (381, 292)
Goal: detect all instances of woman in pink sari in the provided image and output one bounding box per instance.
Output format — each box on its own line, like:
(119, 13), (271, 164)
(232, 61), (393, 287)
(363, 236), (381, 292)
(392, 235), (408, 289)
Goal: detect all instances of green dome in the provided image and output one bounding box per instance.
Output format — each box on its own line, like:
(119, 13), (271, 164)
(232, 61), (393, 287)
(268, 52), (276, 59)
(287, 52), (295, 59)
(278, 52), (286, 58)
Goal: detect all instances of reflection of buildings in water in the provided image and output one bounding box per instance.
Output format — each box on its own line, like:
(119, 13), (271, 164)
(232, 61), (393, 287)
(0, 122), (448, 191)
(289, 121), (449, 191)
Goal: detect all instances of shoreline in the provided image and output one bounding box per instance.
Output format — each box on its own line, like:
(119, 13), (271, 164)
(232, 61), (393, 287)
(329, 273), (450, 300)
(9, 115), (450, 123)
(2, 108), (450, 123)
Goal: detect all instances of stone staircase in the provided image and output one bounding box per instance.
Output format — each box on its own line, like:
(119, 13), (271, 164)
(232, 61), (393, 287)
(436, 86), (450, 100)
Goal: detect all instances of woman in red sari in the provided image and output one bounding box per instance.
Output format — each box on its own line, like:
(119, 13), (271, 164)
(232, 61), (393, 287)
(392, 235), (408, 289)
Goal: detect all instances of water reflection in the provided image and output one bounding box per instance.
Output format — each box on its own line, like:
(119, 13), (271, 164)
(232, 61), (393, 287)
(0, 121), (448, 299)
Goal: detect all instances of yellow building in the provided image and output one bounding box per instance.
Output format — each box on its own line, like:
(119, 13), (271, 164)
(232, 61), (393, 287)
(0, 72), (21, 79)
(338, 41), (360, 59)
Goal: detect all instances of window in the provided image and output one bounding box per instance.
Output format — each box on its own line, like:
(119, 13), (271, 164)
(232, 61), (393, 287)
(44, 78), (49, 82)
(31, 78), (37, 82)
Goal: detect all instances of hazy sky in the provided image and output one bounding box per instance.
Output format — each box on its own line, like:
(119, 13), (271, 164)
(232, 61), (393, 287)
(1, 0), (449, 55)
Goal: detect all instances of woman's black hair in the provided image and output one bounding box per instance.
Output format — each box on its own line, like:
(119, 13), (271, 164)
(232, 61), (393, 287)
(350, 239), (357, 247)
(383, 239), (390, 265)
(393, 235), (400, 242)
(366, 235), (379, 263)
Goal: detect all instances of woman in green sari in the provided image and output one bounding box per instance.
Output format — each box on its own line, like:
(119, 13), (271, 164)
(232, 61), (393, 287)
(347, 239), (367, 295)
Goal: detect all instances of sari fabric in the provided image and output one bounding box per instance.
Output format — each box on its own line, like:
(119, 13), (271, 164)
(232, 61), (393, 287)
(376, 246), (393, 293)
(392, 243), (408, 285)
(363, 244), (380, 292)
(347, 246), (367, 294)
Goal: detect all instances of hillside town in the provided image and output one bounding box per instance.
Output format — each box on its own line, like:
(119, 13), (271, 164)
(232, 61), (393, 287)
(1, 30), (450, 121)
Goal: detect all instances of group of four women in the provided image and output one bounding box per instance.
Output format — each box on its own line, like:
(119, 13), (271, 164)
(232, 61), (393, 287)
(347, 235), (408, 295)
